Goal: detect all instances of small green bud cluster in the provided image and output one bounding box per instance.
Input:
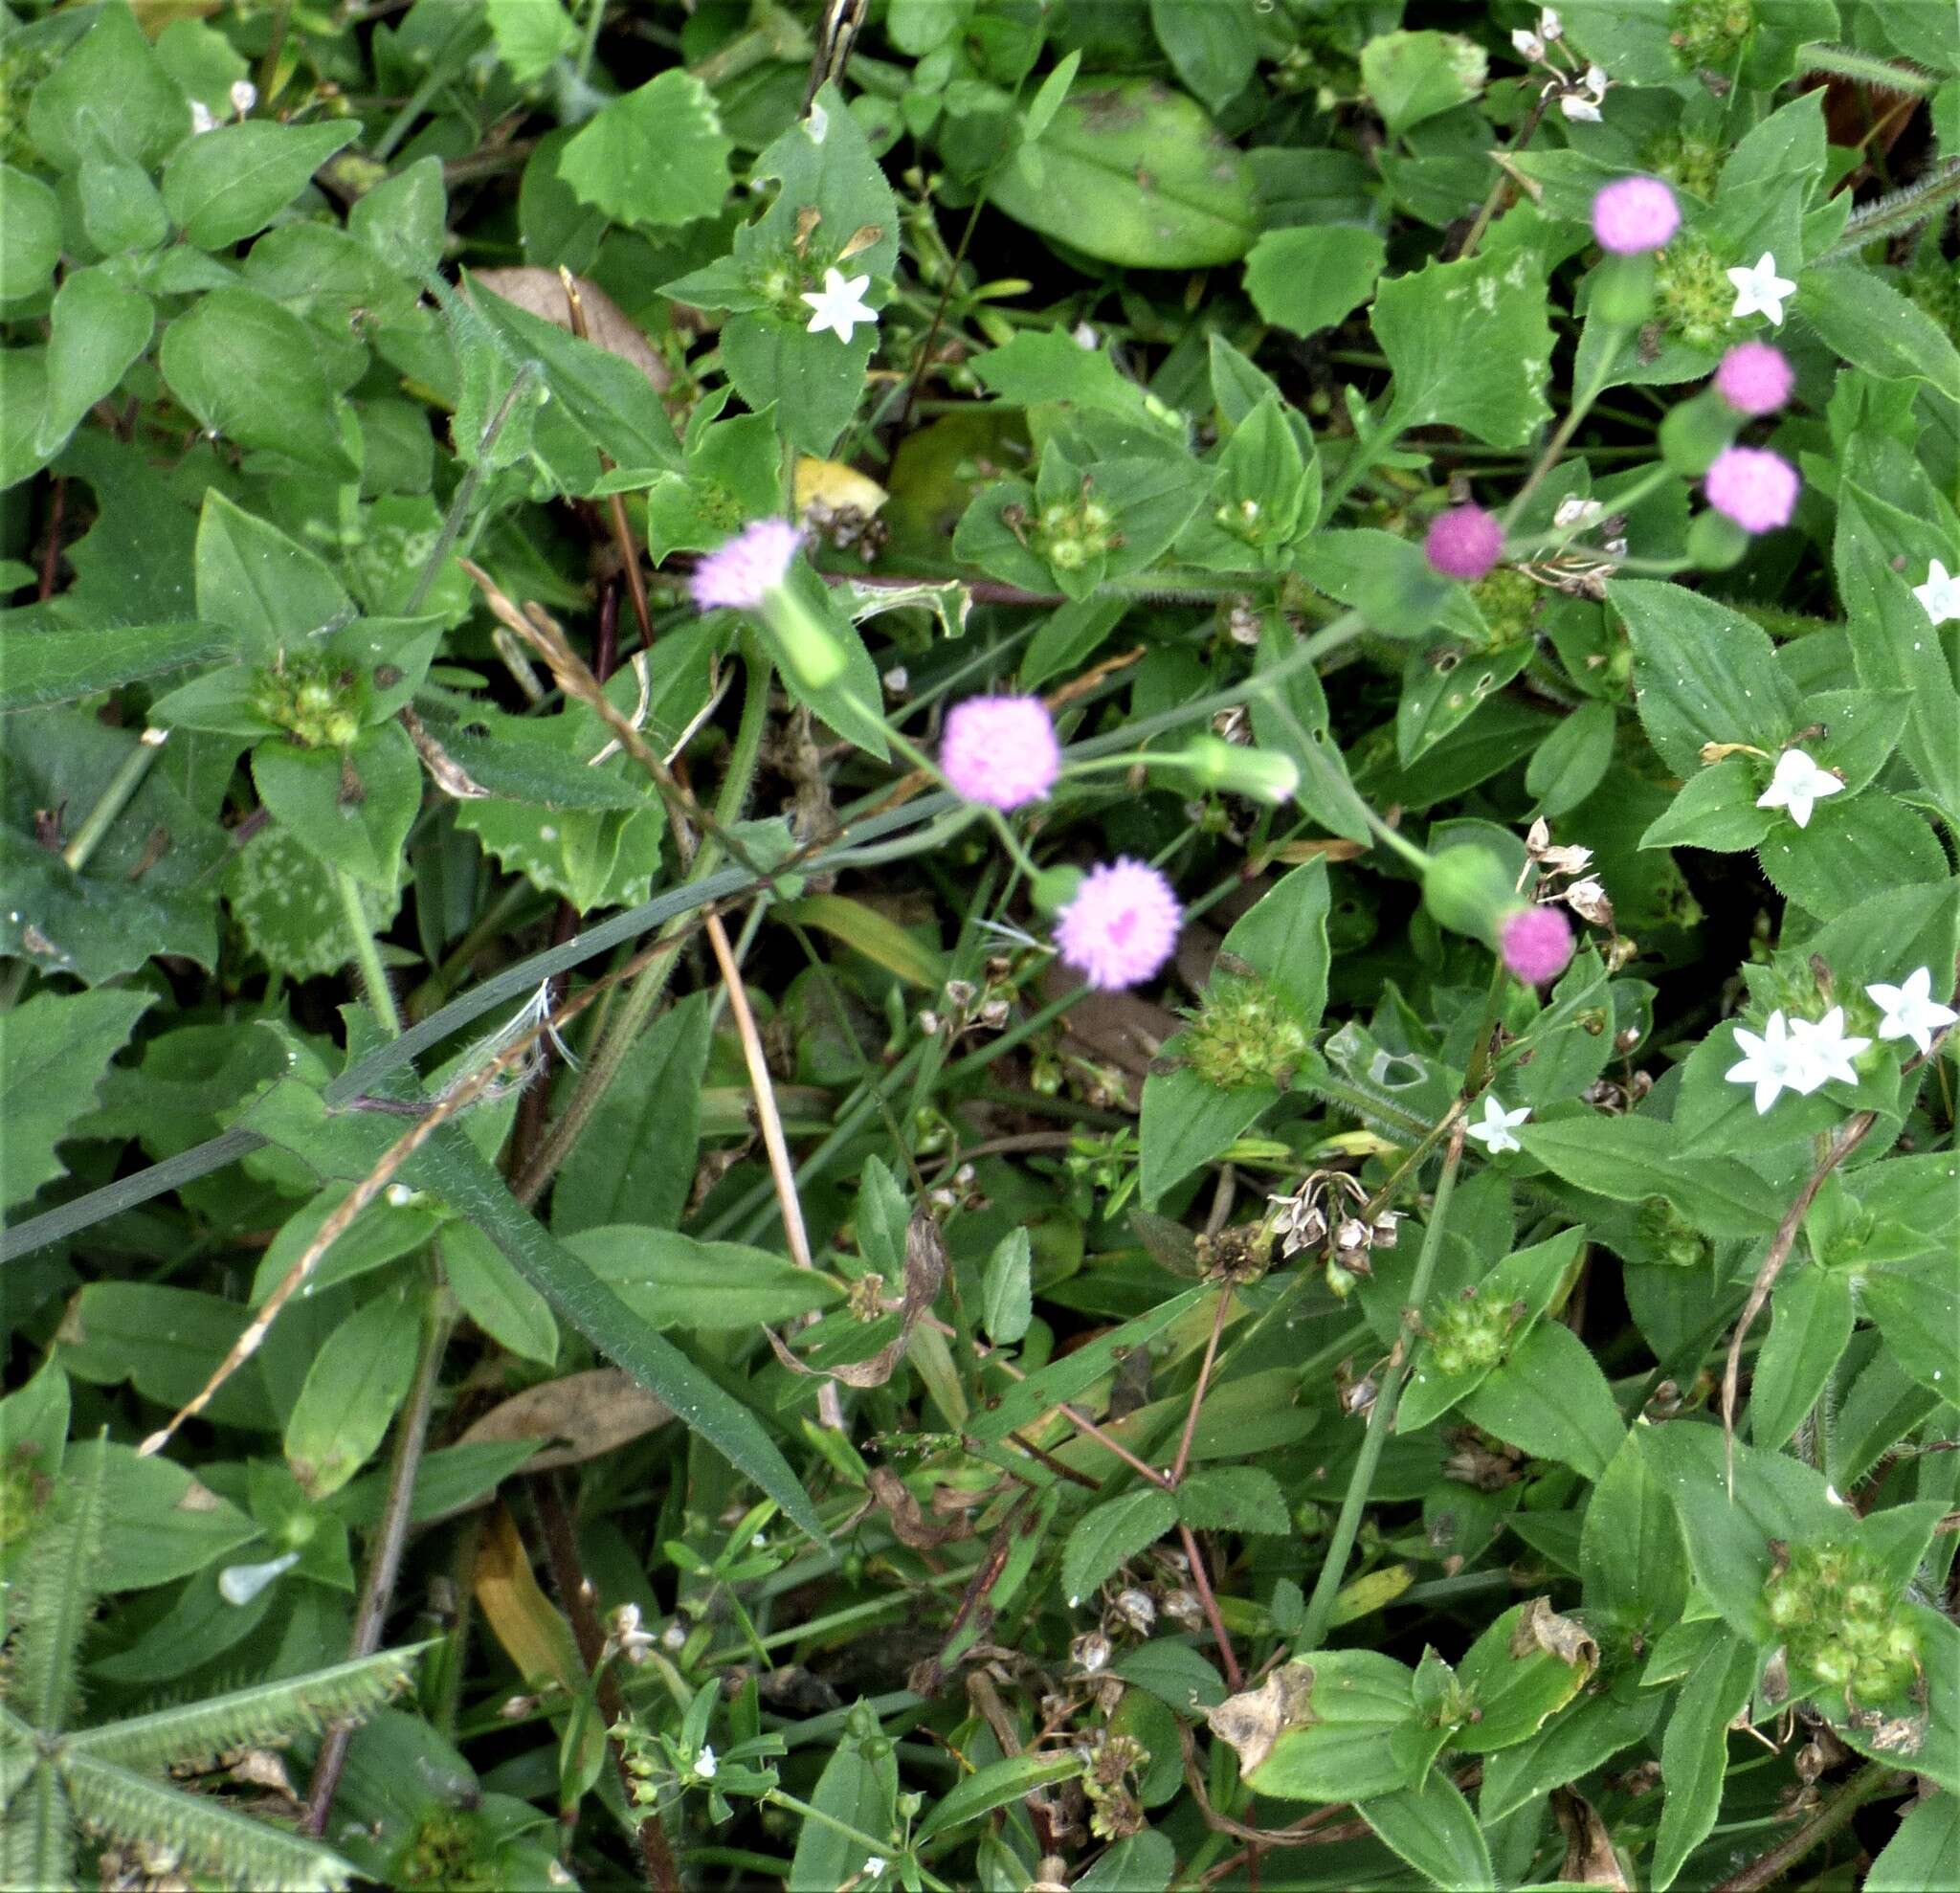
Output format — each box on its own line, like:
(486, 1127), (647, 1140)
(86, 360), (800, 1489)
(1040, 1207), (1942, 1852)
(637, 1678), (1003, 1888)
(1764, 1542), (1921, 1701)
(1644, 131), (1725, 203)
(0, 40), (60, 167)
(1081, 1731), (1149, 1841)
(1670, 0), (1757, 72)
(1469, 567), (1543, 648)
(1183, 973), (1309, 1092)
(1637, 1195), (1711, 1269)
(254, 656), (365, 748)
(1426, 1285), (1519, 1377)
(1036, 495), (1120, 572)
(1653, 237), (1738, 349)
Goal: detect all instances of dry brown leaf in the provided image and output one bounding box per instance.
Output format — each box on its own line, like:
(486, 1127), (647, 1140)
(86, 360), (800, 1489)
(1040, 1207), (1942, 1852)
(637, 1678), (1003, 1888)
(472, 1502), (586, 1693)
(1509, 1594), (1600, 1672)
(867, 1467), (968, 1549)
(1552, 1788), (1631, 1889)
(468, 268), (671, 393)
(1203, 1663), (1318, 1780)
(457, 1367), (672, 1473)
(766, 1211), (947, 1390)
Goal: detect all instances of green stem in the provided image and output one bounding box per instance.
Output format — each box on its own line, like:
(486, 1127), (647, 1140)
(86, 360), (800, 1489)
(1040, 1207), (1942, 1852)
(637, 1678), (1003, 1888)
(1504, 330), (1628, 528)
(1298, 1125), (1465, 1652)
(336, 868), (402, 1036)
(62, 728), (167, 873)
(573, 0), (607, 85)
(1708, 1762), (1900, 1893)
(1797, 41), (1938, 96)
(761, 1791), (939, 1887)
(1818, 156), (1960, 262)
(1322, 407), (1401, 515)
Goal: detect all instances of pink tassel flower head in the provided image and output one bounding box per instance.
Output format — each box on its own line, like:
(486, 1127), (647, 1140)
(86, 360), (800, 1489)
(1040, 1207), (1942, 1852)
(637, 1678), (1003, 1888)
(1590, 175), (1682, 256)
(1055, 858), (1181, 991)
(1501, 904), (1575, 985)
(941, 695), (1061, 811)
(1704, 446), (1799, 534)
(1423, 504), (1503, 581)
(689, 519), (801, 612)
(1713, 341), (1794, 416)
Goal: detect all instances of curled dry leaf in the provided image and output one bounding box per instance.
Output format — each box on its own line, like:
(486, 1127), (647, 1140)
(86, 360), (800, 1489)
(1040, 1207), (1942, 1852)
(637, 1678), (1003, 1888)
(866, 1466), (969, 1549)
(1508, 1593), (1599, 1671)
(1552, 1787), (1631, 1889)
(765, 1210), (947, 1388)
(1202, 1662), (1317, 1780)
(468, 267), (671, 394)
(457, 1367), (672, 1474)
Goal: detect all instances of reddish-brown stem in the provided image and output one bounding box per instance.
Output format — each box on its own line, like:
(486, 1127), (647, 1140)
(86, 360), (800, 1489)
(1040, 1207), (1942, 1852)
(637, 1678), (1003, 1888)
(1178, 1522), (1242, 1691)
(1171, 1287), (1232, 1487)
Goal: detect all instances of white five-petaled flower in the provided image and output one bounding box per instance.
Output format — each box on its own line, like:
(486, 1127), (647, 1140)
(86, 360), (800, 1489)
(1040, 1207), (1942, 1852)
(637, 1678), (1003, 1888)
(1755, 747), (1842, 829)
(1465, 1095), (1530, 1155)
(1726, 1010), (1801, 1114)
(1726, 252), (1797, 326)
(1786, 1008), (1871, 1092)
(693, 1746), (718, 1780)
(1866, 966), (1959, 1057)
(862, 1862), (888, 1883)
(1912, 559), (1960, 626)
(801, 267), (877, 344)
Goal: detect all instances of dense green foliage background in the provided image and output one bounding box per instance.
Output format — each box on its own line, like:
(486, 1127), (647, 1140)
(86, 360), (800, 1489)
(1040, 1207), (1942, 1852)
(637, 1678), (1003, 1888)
(2, 1), (1958, 1888)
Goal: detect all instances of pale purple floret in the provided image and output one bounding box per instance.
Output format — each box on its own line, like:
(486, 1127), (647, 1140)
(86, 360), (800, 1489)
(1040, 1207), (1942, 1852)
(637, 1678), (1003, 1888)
(1590, 176), (1681, 256)
(1704, 446), (1799, 533)
(1054, 858), (1182, 991)
(1713, 341), (1793, 416)
(689, 519), (801, 612)
(1423, 504), (1503, 581)
(941, 695), (1061, 811)
(1501, 904), (1575, 985)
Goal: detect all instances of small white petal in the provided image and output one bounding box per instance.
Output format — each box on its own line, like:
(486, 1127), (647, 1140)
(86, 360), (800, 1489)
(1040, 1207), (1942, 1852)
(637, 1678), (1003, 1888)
(801, 267), (879, 344)
(1726, 253), (1797, 327)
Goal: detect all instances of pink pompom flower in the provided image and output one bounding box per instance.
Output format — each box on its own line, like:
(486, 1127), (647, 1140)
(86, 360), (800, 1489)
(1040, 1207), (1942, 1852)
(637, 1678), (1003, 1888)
(1501, 904), (1575, 985)
(1423, 504), (1504, 581)
(1713, 341), (1793, 416)
(1704, 446), (1800, 534)
(689, 519), (801, 612)
(1590, 176), (1681, 256)
(1054, 858), (1181, 991)
(941, 695), (1061, 811)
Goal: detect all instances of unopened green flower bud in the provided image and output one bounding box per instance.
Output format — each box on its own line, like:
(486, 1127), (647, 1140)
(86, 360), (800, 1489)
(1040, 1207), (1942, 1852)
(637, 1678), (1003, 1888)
(1030, 865), (1082, 916)
(1659, 389), (1741, 478)
(1686, 507), (1751, 570)
(759, 587), (847, 689)
(1420, 845), (1520, 949)
(1174, 735), (1300, 805)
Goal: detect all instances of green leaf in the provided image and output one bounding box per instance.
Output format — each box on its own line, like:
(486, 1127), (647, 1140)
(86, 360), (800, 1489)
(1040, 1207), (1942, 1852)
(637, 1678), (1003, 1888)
(284, 1281), (422, 1499)
(1526, 699), (1615, 816)
(1580, 1434), (1687, 1639)
(969, 1286), (1208, 1441)
(1868, 1788), (1960, 1893)
(61, 1439), (257, 1591)
(982, 1227), (1033, 1346)
(1804, 265), (1960, 403)
(1149, 0), (1257, 113)
(1361, 30), (1489, 140)
(551, 994), (710, 1237)
(1061, 1489), (1180, 1606)
(1175, 1467), (1290, 1534)
(1641, 758), (1771, 853)
(226, 827), (402, 981)
(160, 121), (358, 250)
(1758, 791), (1947, 919)
(0, 621), (233, 713)
(1750, 1266), (1855, 1451)
(1139, 1064), (1278, 1206)
(1520, 1113), (1785, 1238)
(159, 288), (356, 479)
(1356, 1771), (1494, 1891)
(195, 489), (352, 650)
(484, 0), (579, 84)
(1478, 1690), (1654, 1821)
(28, 2), (189, 174)
(252, 721), (421, 891)
(1372, 249), (1554, 448)
(1652, 1632), (1760, 1891)
(1612, 578), (1802, 777)
(1860, 1261), (1960, 1402)
(442, 1221), (558, 1367)
(557, 71), (731, 231)
(0, 988), (152, 1210)
(775, 895), (946, 989)
(1247, 614), (1372, 842)
(1459, 1321), (1624, 1480)
(913, 1751), (1083, 1844)
(0, 165), (61, 302)
(34, 268), (150, 458)
(58, 1282), (273, 1430)
(1246, 1653), (1423, 1801)
(787, 1708), (896, 1892)
(347, 156), (447, 281)
(566, 1225), (843, 1330)
(989, 78), (1258, 268)
(1222, 856), (1331, 1029)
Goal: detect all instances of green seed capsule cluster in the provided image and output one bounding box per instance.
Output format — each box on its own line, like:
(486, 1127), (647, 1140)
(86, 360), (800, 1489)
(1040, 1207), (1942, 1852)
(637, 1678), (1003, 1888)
(1426, 1285), (1519, 1377)
(1183, 973), (1310, 1092)
(1764, 1542), (1922, 1701)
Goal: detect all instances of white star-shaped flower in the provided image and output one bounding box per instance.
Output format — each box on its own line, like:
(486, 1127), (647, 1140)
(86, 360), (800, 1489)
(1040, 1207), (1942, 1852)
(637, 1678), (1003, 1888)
(1865, 966), (1959, 1057)
(801, 266), (877, 344)
(1786, 1007), (1871, 1092)
(1465, 1095), (1530, 1155)
(1911, 559), (1960, 626)
(1726, 1010), (1799, 1114)
(862, 1862), (888, 1883)
(1726, 252), (1797, 326)
(1755, 747), (1842, 828)
(693, 1746), (718, 1780)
